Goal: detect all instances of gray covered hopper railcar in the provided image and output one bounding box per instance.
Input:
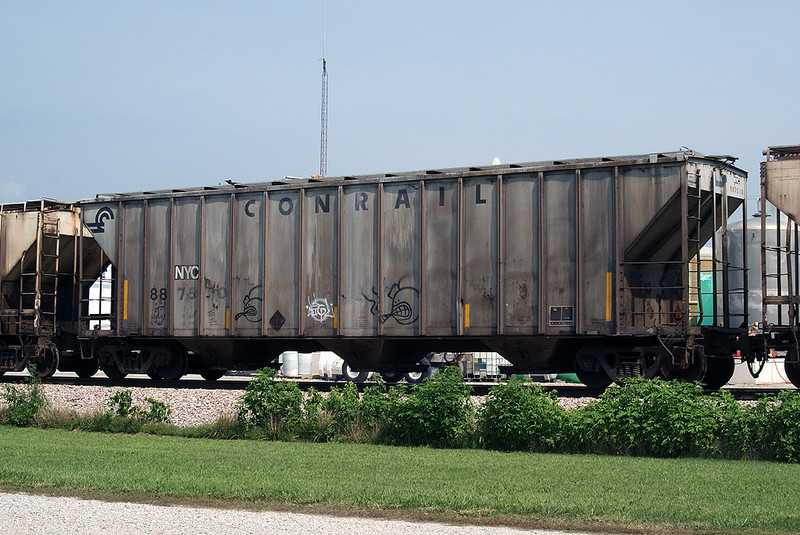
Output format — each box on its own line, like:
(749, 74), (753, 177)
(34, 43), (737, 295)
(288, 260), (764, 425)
(77, 149), (751, 387)
(761, 145), (800, 386)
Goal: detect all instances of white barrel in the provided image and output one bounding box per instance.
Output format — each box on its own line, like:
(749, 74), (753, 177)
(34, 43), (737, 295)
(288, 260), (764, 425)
(311, 352), (321, 377)
(282, 351), (299, 377)
(318, 352), (330, 379)
(298, 352), (313, 377)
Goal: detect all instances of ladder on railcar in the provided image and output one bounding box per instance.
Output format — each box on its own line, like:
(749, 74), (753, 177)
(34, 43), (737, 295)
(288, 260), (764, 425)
(761, 210), (800, 333)
(18, 213), (60, 337)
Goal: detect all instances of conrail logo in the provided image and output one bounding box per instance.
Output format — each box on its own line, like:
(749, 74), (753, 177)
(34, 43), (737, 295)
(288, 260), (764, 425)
(174, 265), (200, 280)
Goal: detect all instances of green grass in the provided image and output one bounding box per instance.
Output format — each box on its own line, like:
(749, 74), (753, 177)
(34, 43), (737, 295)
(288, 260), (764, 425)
(1, 426), (799, 534)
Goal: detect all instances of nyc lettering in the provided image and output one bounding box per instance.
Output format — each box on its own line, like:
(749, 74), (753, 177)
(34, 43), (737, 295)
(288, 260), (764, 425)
(174, 265), (200, 280)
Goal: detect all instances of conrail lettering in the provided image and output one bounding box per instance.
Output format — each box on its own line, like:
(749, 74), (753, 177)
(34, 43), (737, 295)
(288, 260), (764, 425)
(274, 185), (492, 217)
(174, 265), (200, 280)
(395, 189), (410, 209)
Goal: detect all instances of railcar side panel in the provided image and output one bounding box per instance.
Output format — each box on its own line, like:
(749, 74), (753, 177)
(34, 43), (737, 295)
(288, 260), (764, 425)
(422, 180), (458, 336)
(380, 182), (420, 336)
(462, 176), (498, 335)
(500, 174), (539, 334)
(144, 200), (170, 336)
(580, 168), (615, 335)
(232, 193), (264, 336)
(302, 186), (338, 337)
(542, 171), (576, 336)
(267, 190), (300, 336)
(341, 185), (379, 336)
(201, 196), (230, 336)
(120, 202), (143, 334)
(171, 198), (200, 335)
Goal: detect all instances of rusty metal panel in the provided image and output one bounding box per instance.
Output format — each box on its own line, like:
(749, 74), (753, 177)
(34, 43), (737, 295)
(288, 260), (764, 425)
(380, 182), (420, 336)
(232, 193), (264, 335)
(765, 158), (800, 223)
(171, 198), (200, 335)
(201, 196), (230, 336)
(501, 174), (539, 334)
(266, 190), (300, 336)
(423, 179), (458, 336)
(620, 164), (682, 253)
(119, 202), (144, 333)
(462, 176), (497, 334)
(542, 171), (576, 335)
(0, 211), (38, 281)
(341, 185), (378, 336)
(302, 187), (338, 336)
(580, 168), (615, 334)
(143, 200), (170, 335)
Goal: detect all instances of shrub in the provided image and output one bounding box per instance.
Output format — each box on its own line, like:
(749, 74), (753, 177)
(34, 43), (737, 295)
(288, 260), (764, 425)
(105, 389), (172, 425)
(305, 382), (363, 442)
(478, 377), (567, 452)
(358, 376), (400, 443)
(238, 367), (303, 439)
(755, 390), (800, 463)
(387, 365), (474, 448)
(1, 368), (48, 427)
(711, 389), (764, 460)
(575, 378), (723, 458)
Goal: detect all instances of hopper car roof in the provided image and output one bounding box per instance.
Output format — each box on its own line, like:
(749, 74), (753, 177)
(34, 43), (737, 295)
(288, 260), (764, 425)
(82, 148), (746, 204)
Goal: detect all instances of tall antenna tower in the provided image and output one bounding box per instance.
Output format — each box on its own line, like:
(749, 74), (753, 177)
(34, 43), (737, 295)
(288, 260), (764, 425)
(319, 1), (328, 177)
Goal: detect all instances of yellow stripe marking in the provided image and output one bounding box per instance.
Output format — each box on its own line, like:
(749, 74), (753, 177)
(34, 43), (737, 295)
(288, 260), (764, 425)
(333, 306), (338, 329)
(225, 307), (230, 329)
(123, 279), (129, 321)
(605, 272), (612, 322)
(464, 303), (470, 328)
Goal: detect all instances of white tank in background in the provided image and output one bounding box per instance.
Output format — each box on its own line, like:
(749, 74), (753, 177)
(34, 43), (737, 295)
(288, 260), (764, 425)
(725, 213), (794, 385)
(281, 351), (299, 378)
(318, 351), (343, 380)
(297, 352), (313, 377)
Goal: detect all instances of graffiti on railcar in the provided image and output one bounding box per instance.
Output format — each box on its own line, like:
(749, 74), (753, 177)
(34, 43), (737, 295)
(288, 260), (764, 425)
(235, 285), (263, 323)
(363, 278), (419, 325)
(306, 294), (335, 323)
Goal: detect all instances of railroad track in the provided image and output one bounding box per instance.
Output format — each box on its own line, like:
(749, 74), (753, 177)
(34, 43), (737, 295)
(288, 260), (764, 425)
(0, 373), (792, 399)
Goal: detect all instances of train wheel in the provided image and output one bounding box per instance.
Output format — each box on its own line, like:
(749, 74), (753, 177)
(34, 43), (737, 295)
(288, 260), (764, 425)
(659, 347), (706, 383)
(30, 345), (59, 378)
(147, 370), (162, 380)
(785, 360), (800, 388)
(702, 357), (735, 390)
(404, 371), (424, 383)
(380, 371), (403, 384)
(154, 346), (187, 381)
(341, 362), (369, 383)
(574, 352), (614, 390)
(99, 354), (126, 380)
(74, 357), (99, 378)
(200, 369), (226, 381)
(405, 357), (435, 384)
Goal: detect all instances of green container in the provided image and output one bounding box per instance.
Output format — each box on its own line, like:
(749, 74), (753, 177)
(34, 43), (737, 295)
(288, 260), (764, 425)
(556, 373), (581, 383)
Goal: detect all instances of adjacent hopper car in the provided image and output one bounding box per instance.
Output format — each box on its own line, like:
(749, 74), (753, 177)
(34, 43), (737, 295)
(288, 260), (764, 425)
(1, 147), (798, 388)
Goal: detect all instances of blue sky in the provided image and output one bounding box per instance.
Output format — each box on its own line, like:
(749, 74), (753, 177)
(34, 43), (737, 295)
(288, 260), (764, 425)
(2, 1), (798, 204)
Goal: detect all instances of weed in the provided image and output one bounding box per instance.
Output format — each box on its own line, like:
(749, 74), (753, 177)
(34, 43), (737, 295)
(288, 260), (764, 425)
(237, 367), (303, 439)
(105, 389), (172, 425)
(387, 365), (474, 448)
(478, 376), (567, 452)
(0, 367), (48, 427)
